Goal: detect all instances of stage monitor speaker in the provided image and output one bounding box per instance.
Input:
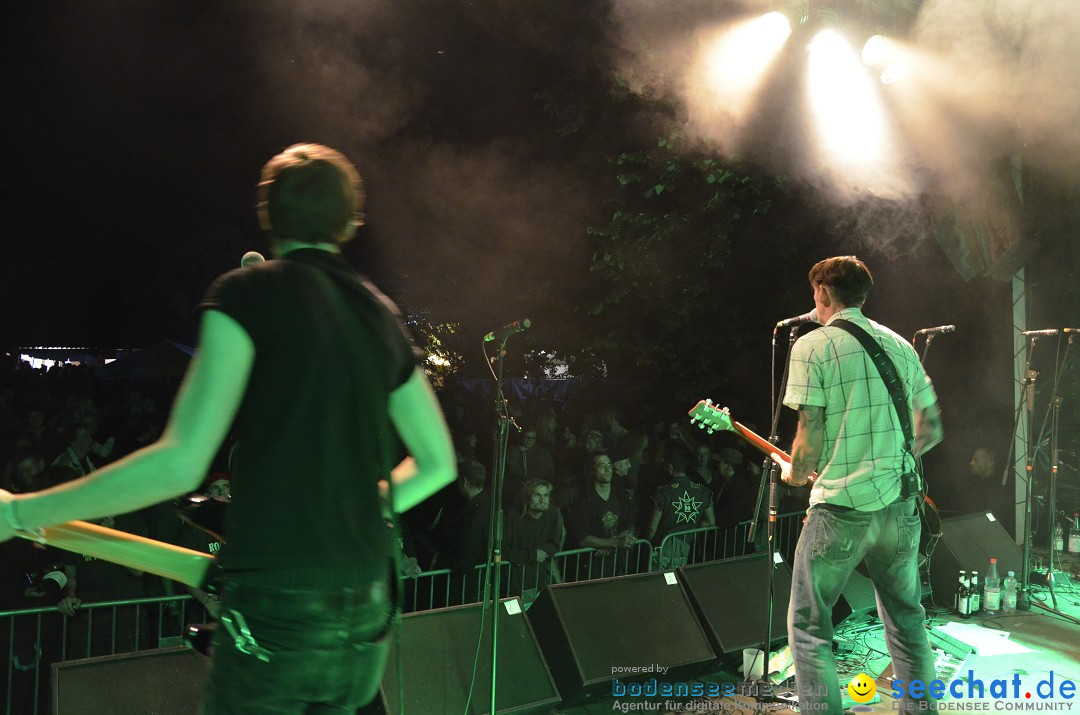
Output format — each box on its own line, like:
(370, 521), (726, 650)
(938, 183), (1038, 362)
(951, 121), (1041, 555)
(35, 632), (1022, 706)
(52, 647), (208, 715)
(526, 571), (716, 705)
(677, 553), (791, 657)
(927, 511), (1022, 607)
(833, 568), (878, 627)
(366, 597), (560, 715)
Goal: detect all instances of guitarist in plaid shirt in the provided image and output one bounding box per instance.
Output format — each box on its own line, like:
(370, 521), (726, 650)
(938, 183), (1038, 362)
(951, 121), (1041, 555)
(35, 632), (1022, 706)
(771, 256), (944, 713)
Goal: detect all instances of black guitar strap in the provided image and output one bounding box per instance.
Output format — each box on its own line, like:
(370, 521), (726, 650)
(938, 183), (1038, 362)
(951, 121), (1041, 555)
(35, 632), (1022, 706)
(830, 319), (921, 500)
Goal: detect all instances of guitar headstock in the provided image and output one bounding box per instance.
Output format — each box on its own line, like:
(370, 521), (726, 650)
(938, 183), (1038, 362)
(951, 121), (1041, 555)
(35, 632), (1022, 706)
(688, 399), (735, 435)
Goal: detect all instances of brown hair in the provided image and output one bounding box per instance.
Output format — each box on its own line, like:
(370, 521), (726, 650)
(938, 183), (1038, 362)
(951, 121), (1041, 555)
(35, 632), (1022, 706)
(808, 255), (873, 307)
(459, 459), (487, 490)
(256, 143), (365, 245)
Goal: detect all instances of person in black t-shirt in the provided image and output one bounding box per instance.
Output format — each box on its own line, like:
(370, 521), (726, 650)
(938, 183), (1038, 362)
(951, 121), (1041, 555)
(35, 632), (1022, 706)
(0, 143), (456, 713)
(567, 451), (638, 578)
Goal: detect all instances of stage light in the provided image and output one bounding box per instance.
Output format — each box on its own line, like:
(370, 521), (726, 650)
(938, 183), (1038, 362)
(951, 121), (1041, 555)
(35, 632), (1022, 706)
(862, 35), (887, 66)
(806, 29), (891, 174)
(861, 34), (909, 84)
(701, 12), (792, 116)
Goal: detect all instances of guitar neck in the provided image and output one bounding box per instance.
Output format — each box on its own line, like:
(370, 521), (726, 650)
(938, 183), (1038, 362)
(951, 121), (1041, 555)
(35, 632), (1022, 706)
(18, 520), (214, 590)
(731, 421), (792, 463)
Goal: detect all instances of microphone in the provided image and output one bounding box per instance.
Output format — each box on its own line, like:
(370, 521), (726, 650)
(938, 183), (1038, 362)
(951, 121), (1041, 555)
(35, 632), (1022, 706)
(241, 251), (266, 268)
(776, 309), (818, 328)
(1020, 329), (1059, 337)
(915, 325), (956, 336)
(483, 318), (531, 343)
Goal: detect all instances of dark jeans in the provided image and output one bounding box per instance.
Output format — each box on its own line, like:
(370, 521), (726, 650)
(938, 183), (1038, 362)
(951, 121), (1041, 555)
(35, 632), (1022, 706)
(203, 579), (394, 714)
(788, 498), (936, 713)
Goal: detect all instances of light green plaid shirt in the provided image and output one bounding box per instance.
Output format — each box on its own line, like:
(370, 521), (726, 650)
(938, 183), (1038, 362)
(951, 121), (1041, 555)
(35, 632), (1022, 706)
(783, 307), (938, 511)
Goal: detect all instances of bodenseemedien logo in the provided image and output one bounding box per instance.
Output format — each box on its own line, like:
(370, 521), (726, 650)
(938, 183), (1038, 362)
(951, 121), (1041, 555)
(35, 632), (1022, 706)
(891, 671), (1076, 709)
(848, 673), (877, 712)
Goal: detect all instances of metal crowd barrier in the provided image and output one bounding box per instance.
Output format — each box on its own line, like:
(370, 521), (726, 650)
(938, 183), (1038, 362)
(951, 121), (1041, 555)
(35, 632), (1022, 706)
(2, 595), (213, 715)
(396, 511), (806, 610)
(1, 512), (807, 714)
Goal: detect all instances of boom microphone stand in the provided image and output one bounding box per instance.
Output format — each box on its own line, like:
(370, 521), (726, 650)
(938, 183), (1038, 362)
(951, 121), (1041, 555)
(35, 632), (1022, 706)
(476, 319), (530, 715)
(1024, 332), (1077, 623)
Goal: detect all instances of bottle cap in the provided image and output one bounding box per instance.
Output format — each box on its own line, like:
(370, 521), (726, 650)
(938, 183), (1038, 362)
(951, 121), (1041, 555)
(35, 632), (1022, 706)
(1007, 571), (1015, 576)
(990, 557), (997, 563)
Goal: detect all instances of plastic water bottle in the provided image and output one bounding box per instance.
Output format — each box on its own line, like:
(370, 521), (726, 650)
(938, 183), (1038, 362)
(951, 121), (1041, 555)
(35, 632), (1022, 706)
(983, 558), (1001, 616)
(1002, 570), (1018, 614)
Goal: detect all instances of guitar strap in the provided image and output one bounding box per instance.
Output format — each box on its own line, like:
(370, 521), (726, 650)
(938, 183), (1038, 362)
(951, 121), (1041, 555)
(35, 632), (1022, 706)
(830, 319), (921, 501)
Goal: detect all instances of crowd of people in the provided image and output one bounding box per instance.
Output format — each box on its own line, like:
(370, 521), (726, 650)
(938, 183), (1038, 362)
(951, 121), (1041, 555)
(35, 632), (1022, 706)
(0, 356), (803, 609)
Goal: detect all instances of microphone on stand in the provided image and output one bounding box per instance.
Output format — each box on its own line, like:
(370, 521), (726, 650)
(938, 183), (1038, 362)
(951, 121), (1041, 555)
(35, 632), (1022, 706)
(915, 325), (956, 336)
(775, 309), (818, 328)
(241, 251), (266, 268)
(483, 318), (531, 343)
(1020, 329), (1059, 337)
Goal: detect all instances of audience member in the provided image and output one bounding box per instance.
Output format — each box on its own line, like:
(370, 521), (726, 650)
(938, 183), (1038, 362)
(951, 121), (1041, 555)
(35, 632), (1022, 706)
(647, 445), (716, 544)
(503, 426), (555, 508)
(437, 460), (491, 600)
(50, 424), (98, 478)
(966, 446), (1013, 529)
(713, 447), (757, 529)
(567, 452), (638, 576)
(179, 474), (231, 619)
(689, 443), (721, 504)
(504, 478), (564, 601)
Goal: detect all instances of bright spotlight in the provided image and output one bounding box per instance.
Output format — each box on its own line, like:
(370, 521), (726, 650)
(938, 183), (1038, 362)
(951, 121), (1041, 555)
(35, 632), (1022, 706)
(806, 29), (895, 183)
(702, 12), (792, 116)
(862, 35), (887, 66)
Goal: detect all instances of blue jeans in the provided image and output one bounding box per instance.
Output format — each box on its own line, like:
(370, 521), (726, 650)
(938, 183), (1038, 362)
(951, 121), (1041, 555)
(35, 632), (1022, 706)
(788, 499), (936, 713)
(202, 579), (394, 714)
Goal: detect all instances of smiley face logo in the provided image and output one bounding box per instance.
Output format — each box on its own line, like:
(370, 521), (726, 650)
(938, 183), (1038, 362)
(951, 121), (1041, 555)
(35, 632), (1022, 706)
(847, 673), (877, 704)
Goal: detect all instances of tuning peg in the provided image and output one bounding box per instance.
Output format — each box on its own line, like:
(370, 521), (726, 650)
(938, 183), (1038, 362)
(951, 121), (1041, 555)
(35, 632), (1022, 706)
(706, 428), (715, 435)
(705, 399), (713, 405)
(697, 423), (705, 429)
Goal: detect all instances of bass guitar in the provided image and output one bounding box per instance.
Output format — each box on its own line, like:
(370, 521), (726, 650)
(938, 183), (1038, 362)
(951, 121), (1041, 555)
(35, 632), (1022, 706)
(15, 520), (215, 590)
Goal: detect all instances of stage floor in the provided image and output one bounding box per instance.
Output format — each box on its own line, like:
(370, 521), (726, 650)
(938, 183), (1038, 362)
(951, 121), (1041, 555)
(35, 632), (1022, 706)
(558, 578), (1080, 715)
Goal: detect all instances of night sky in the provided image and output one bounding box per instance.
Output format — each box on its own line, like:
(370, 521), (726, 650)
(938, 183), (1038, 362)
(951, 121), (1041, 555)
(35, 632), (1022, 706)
(3, 1), (1077, 488)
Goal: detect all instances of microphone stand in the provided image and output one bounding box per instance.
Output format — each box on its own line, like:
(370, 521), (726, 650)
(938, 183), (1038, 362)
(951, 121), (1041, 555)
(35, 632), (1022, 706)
(919, 334), (937, 364)
(480, 336), (513, 715)
(745, 324), (800, 691)
(1026, 333), (1077, 623)
(1016, 338), (1039, 612)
